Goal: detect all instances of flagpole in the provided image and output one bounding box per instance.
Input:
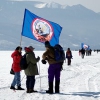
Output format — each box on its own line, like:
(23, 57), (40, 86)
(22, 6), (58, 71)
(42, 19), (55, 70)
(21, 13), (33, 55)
(20, 34), (22, 46)
(38, 62), (41, 91)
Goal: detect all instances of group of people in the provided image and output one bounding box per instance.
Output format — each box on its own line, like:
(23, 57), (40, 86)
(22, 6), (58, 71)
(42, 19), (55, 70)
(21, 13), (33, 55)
(10, 41), (72, 94)
(79, 48), (92, 59)
(94, 49), (100, 53)
(10, 45), (40, 93)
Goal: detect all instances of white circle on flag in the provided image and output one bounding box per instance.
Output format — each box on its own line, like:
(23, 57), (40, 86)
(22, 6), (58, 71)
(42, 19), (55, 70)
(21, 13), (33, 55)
(83, 45), (88, 49)
(31, 18), (53, 42)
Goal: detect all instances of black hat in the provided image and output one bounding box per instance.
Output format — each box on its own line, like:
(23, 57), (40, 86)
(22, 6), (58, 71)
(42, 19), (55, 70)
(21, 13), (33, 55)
(15, 46), (22, 50)
(45, 41), (51, 47)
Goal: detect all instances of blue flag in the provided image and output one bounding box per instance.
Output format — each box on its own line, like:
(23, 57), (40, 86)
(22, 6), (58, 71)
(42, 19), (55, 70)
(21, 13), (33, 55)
(81, 43), (89, 50)
(22, 9), (62, 46)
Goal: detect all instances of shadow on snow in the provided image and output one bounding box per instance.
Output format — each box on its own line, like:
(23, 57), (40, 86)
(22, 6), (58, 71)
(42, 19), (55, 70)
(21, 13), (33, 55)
(71, 92), (100, 98)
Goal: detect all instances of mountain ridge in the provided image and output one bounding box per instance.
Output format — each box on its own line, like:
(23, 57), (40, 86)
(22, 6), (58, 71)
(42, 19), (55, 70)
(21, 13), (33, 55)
(0, 1), (100, 50)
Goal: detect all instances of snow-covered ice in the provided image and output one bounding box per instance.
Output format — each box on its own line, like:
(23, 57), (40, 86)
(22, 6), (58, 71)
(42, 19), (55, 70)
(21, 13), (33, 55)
(0, 51), (100, 100)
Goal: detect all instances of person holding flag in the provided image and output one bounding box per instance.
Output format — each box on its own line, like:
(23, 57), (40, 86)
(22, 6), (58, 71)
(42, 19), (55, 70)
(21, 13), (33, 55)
(20, 9), (62, 93)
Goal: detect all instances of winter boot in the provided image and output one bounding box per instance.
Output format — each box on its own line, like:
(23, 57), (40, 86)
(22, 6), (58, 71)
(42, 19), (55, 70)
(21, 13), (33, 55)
(17, 86), (24, 90)
(27, 89), (37, 93)
(10, 86), (16, 90)
(55, 80), (60, 93)
(46, 82), (53, 94)
(26, 89), (29, 93)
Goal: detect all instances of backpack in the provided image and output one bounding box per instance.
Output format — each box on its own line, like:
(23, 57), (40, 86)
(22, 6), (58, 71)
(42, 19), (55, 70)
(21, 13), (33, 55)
(66, 51), (72, 59)
(53, 44), (65, 61)
(20, 54), (28, 70)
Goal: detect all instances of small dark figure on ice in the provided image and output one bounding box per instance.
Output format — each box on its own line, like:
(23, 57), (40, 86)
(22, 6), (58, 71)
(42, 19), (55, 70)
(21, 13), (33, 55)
(80, 48), (85, 59)
(66, 48), (72, 65)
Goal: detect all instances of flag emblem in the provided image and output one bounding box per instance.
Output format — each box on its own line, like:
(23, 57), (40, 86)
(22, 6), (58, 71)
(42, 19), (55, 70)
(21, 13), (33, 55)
(81, 43), (89, 50)
(83, 44), (88, 49)
(31, 18), (53, 42)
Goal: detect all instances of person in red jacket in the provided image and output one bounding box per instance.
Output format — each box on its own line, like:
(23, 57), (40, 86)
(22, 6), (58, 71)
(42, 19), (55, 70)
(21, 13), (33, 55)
(10, 46), (24, 90)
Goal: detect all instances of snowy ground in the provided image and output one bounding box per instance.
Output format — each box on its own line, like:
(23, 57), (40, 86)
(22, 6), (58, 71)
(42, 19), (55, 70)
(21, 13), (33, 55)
(0, 51), (100, 100)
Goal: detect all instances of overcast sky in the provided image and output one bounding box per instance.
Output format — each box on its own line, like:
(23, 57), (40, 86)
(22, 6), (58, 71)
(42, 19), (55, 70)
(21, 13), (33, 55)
(11, 0), (100, 12)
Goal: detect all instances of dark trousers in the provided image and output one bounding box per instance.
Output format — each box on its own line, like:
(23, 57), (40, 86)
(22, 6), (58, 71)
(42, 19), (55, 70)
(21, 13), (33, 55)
(68, 58), (71, 65)
(81, 54), (84, 59)
(47, 63), (61, 93)
(48, 63), (61, 82)
(26, 76), (35, 89)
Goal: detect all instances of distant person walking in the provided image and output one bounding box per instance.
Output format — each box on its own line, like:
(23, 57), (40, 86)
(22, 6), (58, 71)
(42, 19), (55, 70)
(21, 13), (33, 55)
(89, 49), (92, 56)
(42, 41), (62, 94)
(24, 46), (40, 93)
(66, 48), (72, 65)
(80, 48), (85, 59)
(10, 46), (24, 90)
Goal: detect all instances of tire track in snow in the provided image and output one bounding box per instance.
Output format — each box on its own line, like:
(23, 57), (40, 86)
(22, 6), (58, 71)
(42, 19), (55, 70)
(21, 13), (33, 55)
(88, 73), (100, 92)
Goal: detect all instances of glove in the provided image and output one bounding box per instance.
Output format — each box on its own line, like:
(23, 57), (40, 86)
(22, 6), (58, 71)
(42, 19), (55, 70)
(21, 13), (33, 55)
(41, 59), (47, 64)
(60, 62), (63, 71)
(45, 57), (48, 60)
(60, 66), (63, 71)
(37, 56), (40, 62)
